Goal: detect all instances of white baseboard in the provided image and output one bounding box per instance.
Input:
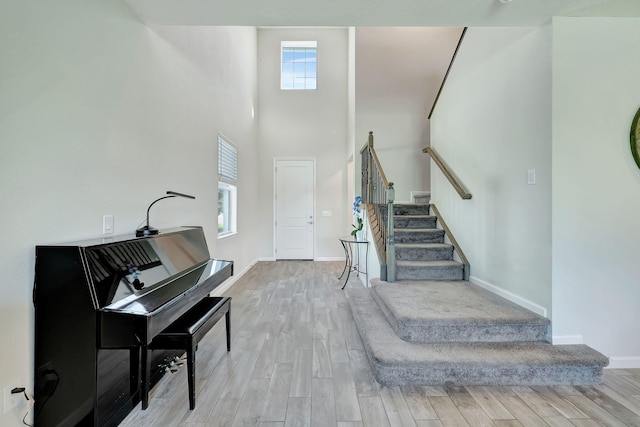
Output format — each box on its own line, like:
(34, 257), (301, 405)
(469, 276), (548, 318)
(210, 259), (258, 296)
(256, 257), (342, 262)
(607, 356), (640, 369)
(552, 335), (584, 345)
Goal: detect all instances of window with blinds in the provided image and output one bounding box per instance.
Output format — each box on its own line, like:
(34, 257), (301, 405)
(218, 135), (237, 237)
(218, 136), (238, 185)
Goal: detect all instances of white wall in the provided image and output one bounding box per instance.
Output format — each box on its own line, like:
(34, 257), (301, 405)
(0, 2), (258, 424)
(257, 28), (349, 259)
(552, 17), (640, 367)
(355, 27), (461, 202)
(430, 27), (552, 315)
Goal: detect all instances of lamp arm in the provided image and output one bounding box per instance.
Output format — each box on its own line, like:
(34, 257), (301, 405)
(145, 195), (176, 229)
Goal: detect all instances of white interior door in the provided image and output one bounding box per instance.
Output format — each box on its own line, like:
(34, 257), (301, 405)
(275, 159), (315, 260)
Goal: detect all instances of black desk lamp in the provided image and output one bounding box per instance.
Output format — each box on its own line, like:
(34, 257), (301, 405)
(136, 191), (196, 237)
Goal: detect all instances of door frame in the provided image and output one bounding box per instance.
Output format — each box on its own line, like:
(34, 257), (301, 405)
(273, 157), (316, 260)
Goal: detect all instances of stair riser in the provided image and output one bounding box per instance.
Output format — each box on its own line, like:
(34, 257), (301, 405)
(396, 265), (463, 281)
(394, 217), (437, 229)
(396, 324), (548, 343)
(396, 246), (453, 261)
(372, 364), (604, 387)
(395, 231), (444, 244)
(394, 205), (431, 216)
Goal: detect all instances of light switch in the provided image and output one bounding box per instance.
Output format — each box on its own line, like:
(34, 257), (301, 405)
(103, 215), (114, 235)
(527, 169), (536, 185)
(322, 210), (332, 217)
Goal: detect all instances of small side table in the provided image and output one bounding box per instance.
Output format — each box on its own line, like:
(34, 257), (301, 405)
(338, 236), (369, 289)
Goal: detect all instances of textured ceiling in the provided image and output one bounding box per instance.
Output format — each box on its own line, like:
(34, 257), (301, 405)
(125, 0), (617, 27)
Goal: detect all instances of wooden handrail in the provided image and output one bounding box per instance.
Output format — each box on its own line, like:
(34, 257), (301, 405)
(430, 204), (470, 281)
(428, 27), (467, 120)
(370, 147), (389, 189)
(423, 147), (472, 200)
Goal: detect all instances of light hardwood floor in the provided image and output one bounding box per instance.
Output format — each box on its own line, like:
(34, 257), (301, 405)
(120, 261), (640, 427)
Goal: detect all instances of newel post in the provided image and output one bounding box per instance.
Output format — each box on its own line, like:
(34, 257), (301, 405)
(386, 182), (396, 283)
(366, 131), (374, 203)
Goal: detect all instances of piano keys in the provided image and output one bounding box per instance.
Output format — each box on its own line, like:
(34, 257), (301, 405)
(33, 226), (233, 427)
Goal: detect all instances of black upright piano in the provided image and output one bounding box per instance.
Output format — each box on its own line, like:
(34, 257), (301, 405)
(33, 226), (233, 427)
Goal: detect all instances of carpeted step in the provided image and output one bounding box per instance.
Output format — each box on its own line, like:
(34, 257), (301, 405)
(395, 243), (454, 261)
(396, 260), (464, 281)
(394, 215), (437, 229)
(346, 288), (609, 387)
(394, 204), (430, 216)
(394, 228), (444, 244)
(370, 280), (549, 343)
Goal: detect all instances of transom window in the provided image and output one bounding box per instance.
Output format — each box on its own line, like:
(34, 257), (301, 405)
(281, 41), (317, 90)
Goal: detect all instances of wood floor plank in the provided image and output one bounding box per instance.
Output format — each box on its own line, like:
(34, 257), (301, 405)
(253, 337), (279, 379)
(492, 421), (524, 427)
(311, 378), (337, 427)
(262, 363), (294, 422)
(567, 419), (602, 427)
(231, 378), (270, 427)
(400, 385), (439, 420)
(347, 349), (381, 397)
(333, 362), (363, 422)
(603, 371), (640, 395)
(415, 421), (445, 427)
(595, 383), (640, 416)
(359, 396), (391, 427)
(429, 396), (471, 427)
(206, 398), (240, 427)
(329, 329), (350, 363)
(342, 320), (365, 351)
(220, 350), (261, 399)
(564, 395), (628, 427)
(495, 395), (547, 427)
(466, 386), (514, 420)
(285, 397), (311, 427)
(312, 339), (333, 378)
(512, 387), (574, 420)
(290, 349), (313, 398)
(379, 386), (417, 427)
(446, 386), (496, 427)
(575, 385), (640, 425)
(528, 387), (588, 419)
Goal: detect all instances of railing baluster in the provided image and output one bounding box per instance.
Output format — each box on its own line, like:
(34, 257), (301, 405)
(386, 183), (395, 283)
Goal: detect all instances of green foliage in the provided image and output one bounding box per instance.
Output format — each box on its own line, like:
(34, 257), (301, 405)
(351, 216), (363, 237)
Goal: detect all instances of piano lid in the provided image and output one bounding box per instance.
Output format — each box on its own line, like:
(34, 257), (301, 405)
(83, 227), (211, 308)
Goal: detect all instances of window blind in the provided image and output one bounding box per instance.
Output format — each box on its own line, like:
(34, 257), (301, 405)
(218, 136), (237, 185)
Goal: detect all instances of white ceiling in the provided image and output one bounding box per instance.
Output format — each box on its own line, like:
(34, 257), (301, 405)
(124, 0), (637, 27)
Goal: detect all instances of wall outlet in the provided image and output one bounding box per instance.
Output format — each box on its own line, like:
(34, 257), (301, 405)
(3, 380), (22, 414)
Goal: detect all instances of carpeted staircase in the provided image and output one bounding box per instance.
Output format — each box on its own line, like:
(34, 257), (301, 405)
(347, 203), (609, 386)
(394, 204), (463, 281)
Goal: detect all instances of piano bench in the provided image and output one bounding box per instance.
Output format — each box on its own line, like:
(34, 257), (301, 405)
(144, 296), (231, 410)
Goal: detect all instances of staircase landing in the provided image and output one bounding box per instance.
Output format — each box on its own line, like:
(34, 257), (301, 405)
(369, 279), (549, 343)
(347, 282), (609, 387)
